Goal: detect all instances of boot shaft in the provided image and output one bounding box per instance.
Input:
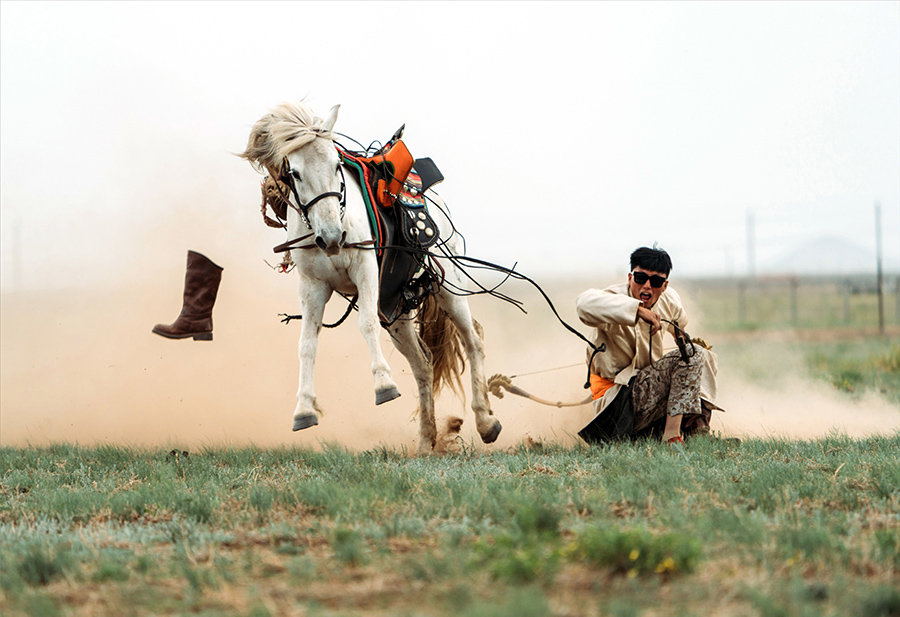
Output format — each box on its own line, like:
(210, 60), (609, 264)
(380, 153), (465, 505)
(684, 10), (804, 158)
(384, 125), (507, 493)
(152, 250), (223, 340)
(180, 251), (223, 321)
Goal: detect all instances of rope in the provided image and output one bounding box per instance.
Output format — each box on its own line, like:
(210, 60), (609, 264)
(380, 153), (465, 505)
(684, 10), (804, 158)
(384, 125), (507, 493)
(508, 362), (584, 379)
(487, 374), (592, 408)
(489, 322), (712, 409)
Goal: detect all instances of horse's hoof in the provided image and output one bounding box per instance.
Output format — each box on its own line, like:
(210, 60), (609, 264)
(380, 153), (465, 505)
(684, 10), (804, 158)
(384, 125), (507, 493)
(375, 386), (401, 405)
(480, 419), (502, 444)
(292, 413), (319, 431)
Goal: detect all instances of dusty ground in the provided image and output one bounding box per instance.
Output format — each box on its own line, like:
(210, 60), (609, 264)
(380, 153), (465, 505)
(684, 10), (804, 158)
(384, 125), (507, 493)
(1, 265), (897, 451)
(0, 264), (593, 451)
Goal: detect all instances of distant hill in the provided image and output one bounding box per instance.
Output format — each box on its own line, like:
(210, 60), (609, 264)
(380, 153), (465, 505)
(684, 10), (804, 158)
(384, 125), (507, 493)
(760, 235), (898, 275)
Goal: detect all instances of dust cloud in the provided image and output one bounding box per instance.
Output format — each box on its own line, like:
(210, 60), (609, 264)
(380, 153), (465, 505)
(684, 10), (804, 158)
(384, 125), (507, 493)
(1, 254), (898, 451)
(0, 267), (592, 451)
(704, 335), (900, 440)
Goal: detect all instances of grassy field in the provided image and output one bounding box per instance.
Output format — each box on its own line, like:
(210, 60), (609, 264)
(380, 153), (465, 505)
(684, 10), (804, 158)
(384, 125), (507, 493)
(2, 286), (898, 617)
(2, 431), (898, 617)
(685, 278), (899, 333)
(714, 337), (900, 406)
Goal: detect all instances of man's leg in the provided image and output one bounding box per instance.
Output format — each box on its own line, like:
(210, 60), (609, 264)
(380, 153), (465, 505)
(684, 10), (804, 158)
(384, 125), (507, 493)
(632, 347), (707, 440)
(663, 411), (684, 442)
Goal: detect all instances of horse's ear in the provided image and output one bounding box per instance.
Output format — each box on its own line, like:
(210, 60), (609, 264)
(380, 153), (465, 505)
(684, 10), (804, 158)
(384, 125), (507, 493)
(322, 104), (340, 133)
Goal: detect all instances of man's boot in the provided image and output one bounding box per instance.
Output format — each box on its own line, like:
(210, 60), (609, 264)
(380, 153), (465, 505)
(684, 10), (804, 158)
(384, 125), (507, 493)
(152, 251), (223, 341)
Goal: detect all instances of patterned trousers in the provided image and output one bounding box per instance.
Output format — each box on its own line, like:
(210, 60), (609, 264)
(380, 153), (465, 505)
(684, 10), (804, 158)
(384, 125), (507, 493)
(631, 347), (709, 434)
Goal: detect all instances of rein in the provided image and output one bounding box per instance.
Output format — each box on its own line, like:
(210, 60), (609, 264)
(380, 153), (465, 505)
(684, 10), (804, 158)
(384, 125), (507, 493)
(280, 294), (358, 329)
(272, 234), (376, 254)
(272, 235), (607, 372)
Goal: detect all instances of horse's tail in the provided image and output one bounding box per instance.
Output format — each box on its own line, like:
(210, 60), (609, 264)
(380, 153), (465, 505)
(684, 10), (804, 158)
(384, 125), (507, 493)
(417, 296), (465, 399)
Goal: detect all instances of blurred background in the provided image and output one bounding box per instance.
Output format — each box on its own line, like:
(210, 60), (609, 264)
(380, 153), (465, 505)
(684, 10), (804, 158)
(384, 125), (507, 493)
(2, 2), (898, 450)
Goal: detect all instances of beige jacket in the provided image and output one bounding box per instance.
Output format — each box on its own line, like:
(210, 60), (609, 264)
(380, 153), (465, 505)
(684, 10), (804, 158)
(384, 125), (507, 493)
(576, 283), (720, 415)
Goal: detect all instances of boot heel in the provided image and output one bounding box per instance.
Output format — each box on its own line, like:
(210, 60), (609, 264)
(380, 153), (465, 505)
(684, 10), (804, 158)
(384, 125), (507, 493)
(192, 333), (213, 341)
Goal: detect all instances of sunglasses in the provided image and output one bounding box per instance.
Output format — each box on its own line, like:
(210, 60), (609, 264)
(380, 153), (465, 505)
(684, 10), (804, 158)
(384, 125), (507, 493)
(631, 271), (667, 288)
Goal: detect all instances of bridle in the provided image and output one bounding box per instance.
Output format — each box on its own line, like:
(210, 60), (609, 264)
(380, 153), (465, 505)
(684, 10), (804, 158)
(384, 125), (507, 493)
(281, 156), (346, 230)
(272, 157), (376, 254)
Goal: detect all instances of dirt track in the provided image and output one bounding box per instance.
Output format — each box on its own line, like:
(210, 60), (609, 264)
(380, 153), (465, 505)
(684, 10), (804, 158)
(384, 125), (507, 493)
(0, 268), (595, 450)
(1, 270), (897, 450)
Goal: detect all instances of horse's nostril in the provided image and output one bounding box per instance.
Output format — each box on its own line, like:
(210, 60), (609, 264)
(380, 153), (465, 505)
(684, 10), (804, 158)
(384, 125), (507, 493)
(340, 231), (347, 245)
(315, 236), (327, 250)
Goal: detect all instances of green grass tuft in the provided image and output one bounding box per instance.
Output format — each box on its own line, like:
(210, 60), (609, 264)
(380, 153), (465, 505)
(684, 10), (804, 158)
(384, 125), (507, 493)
(568, 526), (702, 576)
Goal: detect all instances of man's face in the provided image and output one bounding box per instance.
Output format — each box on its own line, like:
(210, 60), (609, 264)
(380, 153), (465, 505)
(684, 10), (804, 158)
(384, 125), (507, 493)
(628, 267), (669, 308)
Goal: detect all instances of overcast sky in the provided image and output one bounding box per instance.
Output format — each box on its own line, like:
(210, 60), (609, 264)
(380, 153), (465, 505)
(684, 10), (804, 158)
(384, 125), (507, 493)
(1, 1), (898, 290)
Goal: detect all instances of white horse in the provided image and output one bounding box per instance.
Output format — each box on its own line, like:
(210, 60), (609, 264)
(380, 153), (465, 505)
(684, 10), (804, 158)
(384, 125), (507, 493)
(240, 101), (502, 454)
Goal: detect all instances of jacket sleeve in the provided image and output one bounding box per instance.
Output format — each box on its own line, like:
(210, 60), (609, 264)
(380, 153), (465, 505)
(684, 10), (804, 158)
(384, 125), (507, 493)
(576, 287), (641, 328)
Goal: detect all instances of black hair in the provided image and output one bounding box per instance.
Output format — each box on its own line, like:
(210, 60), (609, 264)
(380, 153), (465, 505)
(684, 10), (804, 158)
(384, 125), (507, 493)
(630, 246), (672, 276)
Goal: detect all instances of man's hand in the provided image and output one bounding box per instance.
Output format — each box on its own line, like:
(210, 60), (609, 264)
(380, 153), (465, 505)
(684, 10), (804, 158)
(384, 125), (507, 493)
(636, 306), (663, 337)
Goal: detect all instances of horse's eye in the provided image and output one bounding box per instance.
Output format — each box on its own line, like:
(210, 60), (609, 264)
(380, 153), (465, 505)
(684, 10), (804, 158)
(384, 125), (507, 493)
(291, 170), (302, 182)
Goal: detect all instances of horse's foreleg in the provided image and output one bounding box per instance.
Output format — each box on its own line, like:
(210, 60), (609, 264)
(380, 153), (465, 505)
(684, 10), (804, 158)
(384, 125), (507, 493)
(438, 292), (502, 444)
(388, 318), (436, 455)
(353, 264), (400, 406)
(292, 278), (331, 431)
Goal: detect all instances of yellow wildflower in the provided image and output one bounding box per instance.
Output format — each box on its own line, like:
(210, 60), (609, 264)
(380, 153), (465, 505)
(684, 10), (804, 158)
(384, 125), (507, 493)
(560, 541), (579, 557)
(655, 557), (676, 573)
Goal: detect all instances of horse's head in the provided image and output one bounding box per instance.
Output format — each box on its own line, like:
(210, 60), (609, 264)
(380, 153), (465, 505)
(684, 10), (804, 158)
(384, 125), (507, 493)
(241, 102), (346, 256)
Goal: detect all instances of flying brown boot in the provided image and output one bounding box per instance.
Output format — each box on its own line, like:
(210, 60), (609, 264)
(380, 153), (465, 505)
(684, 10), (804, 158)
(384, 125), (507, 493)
(152, 251), (223, 341)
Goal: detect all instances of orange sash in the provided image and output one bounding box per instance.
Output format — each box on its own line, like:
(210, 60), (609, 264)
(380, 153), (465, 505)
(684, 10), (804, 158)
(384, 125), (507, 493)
(589, 374), (615, 400)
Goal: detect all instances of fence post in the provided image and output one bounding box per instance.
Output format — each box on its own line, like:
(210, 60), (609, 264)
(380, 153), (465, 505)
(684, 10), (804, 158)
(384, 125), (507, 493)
(843, 279), (851, 326)
(790, 277), (799, 326)
(875, 203), (885, 335)
(895, 276), (899, 322)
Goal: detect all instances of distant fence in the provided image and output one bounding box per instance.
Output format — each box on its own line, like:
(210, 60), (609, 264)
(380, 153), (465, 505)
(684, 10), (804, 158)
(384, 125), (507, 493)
(684, 274), (900, 333)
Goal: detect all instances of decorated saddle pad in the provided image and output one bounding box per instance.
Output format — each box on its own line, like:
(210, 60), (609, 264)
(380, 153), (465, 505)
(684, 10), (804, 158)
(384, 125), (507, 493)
(397, 172), (440, 250)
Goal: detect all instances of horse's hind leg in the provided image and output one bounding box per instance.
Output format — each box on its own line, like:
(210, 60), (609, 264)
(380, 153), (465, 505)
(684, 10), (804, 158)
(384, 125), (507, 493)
(387, 318), (437, 455)
(437, 292), (502, 444)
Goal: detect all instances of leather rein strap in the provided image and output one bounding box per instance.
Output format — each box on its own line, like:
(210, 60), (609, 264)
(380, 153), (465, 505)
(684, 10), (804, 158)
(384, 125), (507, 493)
(273, 235), (376, 254)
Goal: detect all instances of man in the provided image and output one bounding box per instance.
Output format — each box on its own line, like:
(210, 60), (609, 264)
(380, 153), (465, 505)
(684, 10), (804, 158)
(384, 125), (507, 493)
(575, 246), (721, 444)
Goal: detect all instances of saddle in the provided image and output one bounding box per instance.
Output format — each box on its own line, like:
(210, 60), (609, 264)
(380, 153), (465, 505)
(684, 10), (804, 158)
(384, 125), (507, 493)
(339, 131), (445, 326)
(260, 128), (445, 326)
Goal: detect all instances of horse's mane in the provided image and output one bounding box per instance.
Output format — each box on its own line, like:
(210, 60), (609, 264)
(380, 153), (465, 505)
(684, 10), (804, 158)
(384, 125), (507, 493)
(238, 101), (335, 175)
